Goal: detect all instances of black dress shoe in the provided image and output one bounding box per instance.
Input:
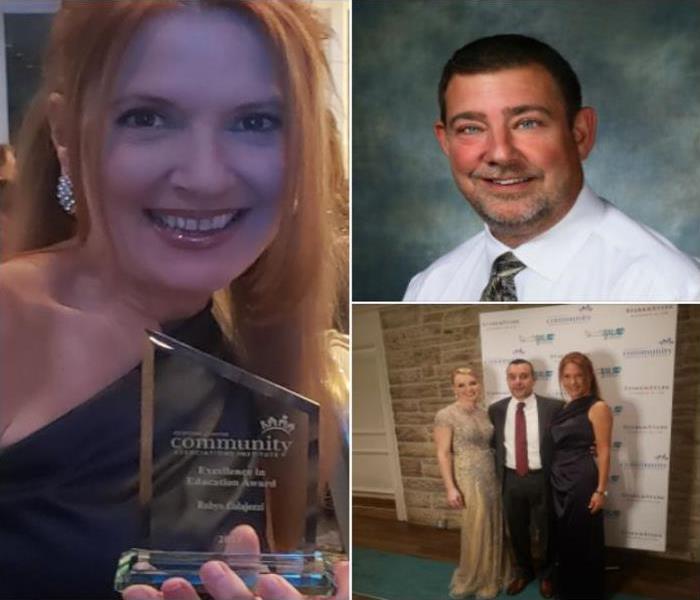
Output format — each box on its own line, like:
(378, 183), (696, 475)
(507, 576), (534, 595)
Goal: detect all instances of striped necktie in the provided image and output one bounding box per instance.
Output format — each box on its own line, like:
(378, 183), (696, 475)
(480, 251), (526, 301)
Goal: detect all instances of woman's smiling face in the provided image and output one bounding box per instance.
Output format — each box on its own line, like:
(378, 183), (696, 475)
(94, 7), (285, 296)
(561, 361), (590, 400)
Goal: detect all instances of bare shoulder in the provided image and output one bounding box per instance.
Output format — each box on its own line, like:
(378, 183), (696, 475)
(1, 255), (55, 304)
(0, 258), (46, 335)
(0, 258), (56, 434)
(589, 399), (612, 420)
(1, 251), (146, 447)
(1, 252), (53, 293)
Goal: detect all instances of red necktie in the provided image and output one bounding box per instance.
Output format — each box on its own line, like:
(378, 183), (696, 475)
(515, 401), (529, 476)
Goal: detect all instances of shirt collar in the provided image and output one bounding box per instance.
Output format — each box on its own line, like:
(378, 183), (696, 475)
(484, 184), (607, 281)
(510, 393), (536, 406)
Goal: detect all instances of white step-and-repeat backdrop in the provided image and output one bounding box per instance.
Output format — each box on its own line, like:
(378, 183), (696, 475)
(479, 304), (678, 552)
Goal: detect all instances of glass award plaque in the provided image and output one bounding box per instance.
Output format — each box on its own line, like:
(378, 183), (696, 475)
(114, 549), (338, 596)
(114, 328), (338, 596)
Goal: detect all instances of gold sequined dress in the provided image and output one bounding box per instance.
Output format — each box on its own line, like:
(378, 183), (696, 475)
(435, 403), (510, 599)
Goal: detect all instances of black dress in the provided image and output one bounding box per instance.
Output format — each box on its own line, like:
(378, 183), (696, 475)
(550, 396), (605, 600)
(0, 308), (266, 599)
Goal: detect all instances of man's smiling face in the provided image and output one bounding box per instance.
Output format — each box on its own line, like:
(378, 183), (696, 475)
(435, 64), (596, 247)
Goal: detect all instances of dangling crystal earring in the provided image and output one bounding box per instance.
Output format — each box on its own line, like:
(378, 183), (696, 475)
(57, 173), (76, 215)
(291, 195), (299, 215)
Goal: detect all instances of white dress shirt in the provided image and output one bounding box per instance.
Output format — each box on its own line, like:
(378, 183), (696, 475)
(504, 395), (542, 471)
(403, 185), (700, 301)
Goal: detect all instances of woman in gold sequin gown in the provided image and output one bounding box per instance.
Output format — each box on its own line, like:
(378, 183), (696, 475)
(434, 368), (510, 599)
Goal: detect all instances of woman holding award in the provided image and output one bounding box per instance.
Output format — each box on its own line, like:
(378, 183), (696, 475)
(0, 1), (347, 599)
(434, 368), (509, 599)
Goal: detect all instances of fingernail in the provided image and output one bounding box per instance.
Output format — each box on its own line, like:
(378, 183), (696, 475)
(161, 578), (190, 600)
(123, 587), (158, 600)
(227, 524), (254, 545)
(209, 560), (229, 580)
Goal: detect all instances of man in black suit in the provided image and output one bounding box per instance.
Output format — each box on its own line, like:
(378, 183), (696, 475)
(488, 359), (564, 598)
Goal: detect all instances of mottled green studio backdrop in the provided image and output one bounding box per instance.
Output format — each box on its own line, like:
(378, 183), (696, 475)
(353, 0), (700, 300)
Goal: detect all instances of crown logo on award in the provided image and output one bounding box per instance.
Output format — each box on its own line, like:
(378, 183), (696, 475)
(260, 414), (296, 436)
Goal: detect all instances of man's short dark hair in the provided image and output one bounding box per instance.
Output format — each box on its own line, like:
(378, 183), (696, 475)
(507, 358), (535, 378)
(438, 34), (582, 125)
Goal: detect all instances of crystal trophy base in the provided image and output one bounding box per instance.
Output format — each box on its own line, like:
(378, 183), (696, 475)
(114, 548), (338, 597)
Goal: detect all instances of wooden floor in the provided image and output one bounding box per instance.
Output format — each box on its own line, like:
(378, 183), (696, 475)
(353, 514), (700, 600)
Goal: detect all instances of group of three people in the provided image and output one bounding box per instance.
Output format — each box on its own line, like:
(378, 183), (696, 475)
(435, 353), (612, 600)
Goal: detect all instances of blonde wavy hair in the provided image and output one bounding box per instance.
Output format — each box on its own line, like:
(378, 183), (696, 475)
(451, 366), (476, 383)
(4, 0), (346, 550)
(451, 367), (483, 405)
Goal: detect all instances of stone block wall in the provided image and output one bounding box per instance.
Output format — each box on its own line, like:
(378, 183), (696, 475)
(377, 303), (700, 562)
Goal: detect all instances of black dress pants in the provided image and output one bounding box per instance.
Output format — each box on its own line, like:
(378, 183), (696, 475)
(503, 468), (553, 580)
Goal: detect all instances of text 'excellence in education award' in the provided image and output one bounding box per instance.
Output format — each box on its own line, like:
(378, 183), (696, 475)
(114, 330), (341, 596)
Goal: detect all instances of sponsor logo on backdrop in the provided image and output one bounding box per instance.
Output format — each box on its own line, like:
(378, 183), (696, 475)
(546, 313), (592, 325)
(623, 345), (673, 358)
(613, 441), (623, 450)
(622, 530), (664, 540)
(482, 318), (520, 330)
(604, 510), (621, 518)
(625, 305), (674, 317)
(623, 384), (670, 394)
(609, 475), (620, 483)
(585, 327), (625, 339)
(622, 424), (669, 434)
(598, 366), (622, 378)
(512, 348), (525, 356)
(518, 333), (555, 345)
(620, 493), (665, 503)
(619, 460), (668, 470)
(613, 405), (623, 415)
(659, 337), (674, 346)
(534, 370), (553, 381)
(485, 357), (513, 366)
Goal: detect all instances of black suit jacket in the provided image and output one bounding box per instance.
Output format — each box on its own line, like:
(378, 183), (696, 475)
(488, 395), (564, 486)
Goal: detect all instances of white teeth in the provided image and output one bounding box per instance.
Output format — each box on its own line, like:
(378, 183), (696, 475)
(197, 218), (213, 232)
(151, 211), (238, 233)
(493, 178), (528, 185)
(163, 215), (178, 228)
(213, 215), (229, 228)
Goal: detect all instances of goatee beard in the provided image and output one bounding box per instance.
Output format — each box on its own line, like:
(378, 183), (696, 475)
(468, 192), (553, 233)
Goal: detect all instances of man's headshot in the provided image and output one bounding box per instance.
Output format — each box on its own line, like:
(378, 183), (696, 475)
(352, 0), (700, 301)
(434, 36), (595, 251)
